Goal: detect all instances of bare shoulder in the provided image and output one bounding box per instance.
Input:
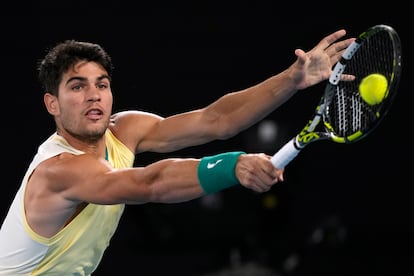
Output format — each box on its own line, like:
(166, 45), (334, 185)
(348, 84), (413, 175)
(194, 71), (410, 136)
(109, 110), (165, 153)
(111, 110), (163, 122)
(32, 153), (111, 194)
(25, 153), (111, 237)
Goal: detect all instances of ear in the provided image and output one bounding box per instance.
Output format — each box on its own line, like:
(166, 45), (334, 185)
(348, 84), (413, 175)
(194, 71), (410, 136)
(44, 93), (59, 115)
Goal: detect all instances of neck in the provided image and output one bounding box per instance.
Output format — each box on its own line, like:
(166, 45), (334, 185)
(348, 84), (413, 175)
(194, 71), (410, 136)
(55, 130), (107, 159)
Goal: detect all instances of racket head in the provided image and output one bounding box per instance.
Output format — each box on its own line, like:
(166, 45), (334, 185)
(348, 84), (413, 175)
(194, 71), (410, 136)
(321, 24), (402, 144)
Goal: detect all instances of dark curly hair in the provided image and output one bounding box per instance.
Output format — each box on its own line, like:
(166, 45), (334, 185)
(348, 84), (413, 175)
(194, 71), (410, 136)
(37, 40), (114, 96)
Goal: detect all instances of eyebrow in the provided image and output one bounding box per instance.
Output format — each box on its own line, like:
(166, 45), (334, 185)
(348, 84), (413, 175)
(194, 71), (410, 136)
(65, 74), (111, 85)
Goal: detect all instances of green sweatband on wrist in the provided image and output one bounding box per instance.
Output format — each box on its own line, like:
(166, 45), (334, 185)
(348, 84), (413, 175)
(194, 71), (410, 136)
(197, 151), (246, 194)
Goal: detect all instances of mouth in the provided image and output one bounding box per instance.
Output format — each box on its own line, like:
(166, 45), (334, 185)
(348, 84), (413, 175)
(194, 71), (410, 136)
(85, 108), (104, 120)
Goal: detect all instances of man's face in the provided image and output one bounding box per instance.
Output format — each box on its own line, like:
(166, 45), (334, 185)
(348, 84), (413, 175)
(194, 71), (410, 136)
(52, 61), (113, 142)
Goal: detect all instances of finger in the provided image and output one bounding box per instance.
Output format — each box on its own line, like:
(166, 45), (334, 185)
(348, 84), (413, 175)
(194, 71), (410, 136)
(318, 29), (347, 50)
(276, 170), (284, 182)
(327, 38), (355, 61)
(340, 74), (356, 81)
(240, 168), (274, 193)
(294, 48), (307, 66)
(254, 166), (282, 191)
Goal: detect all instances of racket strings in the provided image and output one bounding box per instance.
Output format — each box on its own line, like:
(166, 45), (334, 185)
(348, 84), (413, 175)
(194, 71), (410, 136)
(324, 28), (399, 140)
(328, 88), (376, 137)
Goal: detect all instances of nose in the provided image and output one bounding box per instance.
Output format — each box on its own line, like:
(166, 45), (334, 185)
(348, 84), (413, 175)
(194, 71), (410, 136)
(87, 86), (101, 102)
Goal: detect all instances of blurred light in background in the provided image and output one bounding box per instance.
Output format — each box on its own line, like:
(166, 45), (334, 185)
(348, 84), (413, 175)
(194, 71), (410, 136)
(244, 119), (287, 154)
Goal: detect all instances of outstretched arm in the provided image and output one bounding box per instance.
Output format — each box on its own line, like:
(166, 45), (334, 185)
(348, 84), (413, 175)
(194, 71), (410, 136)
(128, 29), (355, 153)
(66, 151), (283, 204)
(26, 151), (283, 237)
(200, 29), (355, 133)
(37, 152), (283, 204)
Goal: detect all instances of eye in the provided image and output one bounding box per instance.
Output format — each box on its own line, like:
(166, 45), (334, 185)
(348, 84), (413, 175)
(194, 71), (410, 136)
(97, 83), (109, 89)
(71, 84), (84, 91)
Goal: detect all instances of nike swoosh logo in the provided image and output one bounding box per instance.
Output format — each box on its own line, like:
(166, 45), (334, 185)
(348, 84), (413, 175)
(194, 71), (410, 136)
(207, 159), (223, 169)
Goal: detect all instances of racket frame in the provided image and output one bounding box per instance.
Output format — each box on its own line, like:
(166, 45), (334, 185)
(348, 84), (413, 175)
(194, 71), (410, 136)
(271, 24), (401, 169)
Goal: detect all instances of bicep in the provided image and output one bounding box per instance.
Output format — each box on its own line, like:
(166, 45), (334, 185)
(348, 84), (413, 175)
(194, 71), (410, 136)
(112, 108), (232, 154)
(41, 154), (118, 204)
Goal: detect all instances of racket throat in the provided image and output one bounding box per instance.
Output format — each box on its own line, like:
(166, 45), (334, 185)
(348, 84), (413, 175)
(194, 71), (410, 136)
(293, 136), (306, 150)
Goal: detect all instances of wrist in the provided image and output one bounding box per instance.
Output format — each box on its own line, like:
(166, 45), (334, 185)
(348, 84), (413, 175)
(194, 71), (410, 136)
(197, 151), (245, 194)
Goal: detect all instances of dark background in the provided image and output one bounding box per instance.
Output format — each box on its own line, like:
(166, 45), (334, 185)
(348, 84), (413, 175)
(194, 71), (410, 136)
(1, 2), (411, 275)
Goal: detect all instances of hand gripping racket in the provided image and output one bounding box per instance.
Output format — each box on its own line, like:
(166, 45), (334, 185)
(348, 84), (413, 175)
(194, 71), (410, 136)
(271, 24), (402, 169)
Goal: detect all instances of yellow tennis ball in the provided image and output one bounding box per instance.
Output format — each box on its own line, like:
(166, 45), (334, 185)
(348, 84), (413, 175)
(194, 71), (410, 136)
(359, 73), (388, 105)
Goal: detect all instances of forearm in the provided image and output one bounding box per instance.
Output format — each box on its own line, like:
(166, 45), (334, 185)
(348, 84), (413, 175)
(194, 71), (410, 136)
(131, 158), (204, 204)
(127, 152), (244, 204)
(207, 70), (298, 134)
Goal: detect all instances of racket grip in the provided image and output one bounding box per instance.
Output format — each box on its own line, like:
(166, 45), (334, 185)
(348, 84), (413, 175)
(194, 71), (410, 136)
(270, 137), (301, 169)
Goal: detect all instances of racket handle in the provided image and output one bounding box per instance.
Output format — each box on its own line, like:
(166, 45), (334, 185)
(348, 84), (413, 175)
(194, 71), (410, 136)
(270, 137), (301, 169)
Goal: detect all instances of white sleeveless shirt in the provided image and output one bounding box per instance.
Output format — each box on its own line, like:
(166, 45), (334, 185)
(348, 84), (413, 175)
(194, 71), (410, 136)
(0, 130), (134, 275)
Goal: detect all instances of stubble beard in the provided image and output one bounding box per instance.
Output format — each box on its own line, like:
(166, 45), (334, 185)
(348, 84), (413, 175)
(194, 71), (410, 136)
(62, 119), (110, 144)
(70, 127), (107, 144)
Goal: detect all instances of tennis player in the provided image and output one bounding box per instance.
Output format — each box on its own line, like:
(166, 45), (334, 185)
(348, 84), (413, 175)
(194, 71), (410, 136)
(0, 29), (353, 275)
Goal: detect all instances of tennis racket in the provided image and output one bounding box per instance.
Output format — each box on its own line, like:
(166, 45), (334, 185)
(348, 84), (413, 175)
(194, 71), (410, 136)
(271, 24), (402, 169)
